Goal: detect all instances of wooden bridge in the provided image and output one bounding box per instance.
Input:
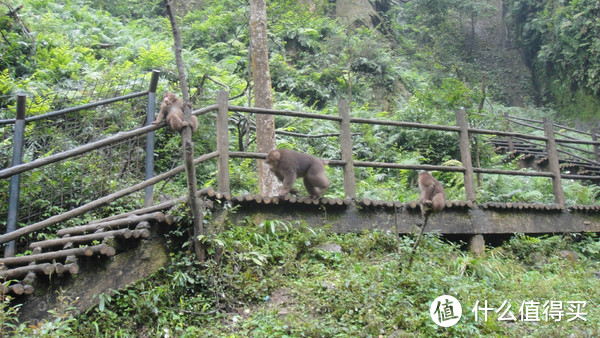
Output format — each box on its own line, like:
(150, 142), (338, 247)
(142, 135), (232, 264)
(490, 112), (600, 178)
(1, 71), (600, 319)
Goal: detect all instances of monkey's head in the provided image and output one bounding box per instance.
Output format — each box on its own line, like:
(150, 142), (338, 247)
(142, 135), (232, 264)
(418, 171), (432, 178)
(162, 92), (177, 105)
(266, 150), (281, 170)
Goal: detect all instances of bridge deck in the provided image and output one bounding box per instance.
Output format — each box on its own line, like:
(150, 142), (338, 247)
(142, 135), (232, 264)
(218, 193), (600, 235)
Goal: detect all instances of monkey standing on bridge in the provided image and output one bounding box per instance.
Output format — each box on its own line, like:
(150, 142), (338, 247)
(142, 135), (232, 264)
(265, 149), (330, 199)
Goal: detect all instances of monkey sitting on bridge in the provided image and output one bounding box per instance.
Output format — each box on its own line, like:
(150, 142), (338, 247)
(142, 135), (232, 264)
(152, 92), (198, 133)
(266, 149), (330, 199)
(417, 171), (446, 215)
(404, 171), (447, 272)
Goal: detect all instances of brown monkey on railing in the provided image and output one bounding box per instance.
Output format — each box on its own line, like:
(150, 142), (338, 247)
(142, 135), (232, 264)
(266, 149), (330, 198)
(152, 92), (198, 132)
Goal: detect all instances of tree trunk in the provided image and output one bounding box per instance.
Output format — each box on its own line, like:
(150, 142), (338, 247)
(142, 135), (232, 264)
(249, 0), (279, 196)
(163, 0), (205, 261)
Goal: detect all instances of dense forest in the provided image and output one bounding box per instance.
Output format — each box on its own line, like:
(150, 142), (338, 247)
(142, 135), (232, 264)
(2, 0), (600, 205)
(1, 0), (600, 335)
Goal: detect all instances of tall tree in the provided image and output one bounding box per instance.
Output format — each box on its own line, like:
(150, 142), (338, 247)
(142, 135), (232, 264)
(249, 0), (278, 196)
(163, 0), (205, 261)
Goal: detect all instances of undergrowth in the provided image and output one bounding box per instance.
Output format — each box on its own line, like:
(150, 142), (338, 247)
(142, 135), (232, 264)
(3, 221), (600, 336)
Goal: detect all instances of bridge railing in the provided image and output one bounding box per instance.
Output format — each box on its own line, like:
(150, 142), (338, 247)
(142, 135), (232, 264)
(216, 90), (600, 208)
(500, 112), (600, 169)
(0, 71), (161, 256)
(3, 86), (600, 257)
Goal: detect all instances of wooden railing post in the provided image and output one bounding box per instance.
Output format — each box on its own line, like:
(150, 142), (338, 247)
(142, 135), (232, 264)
(4, 94), (27, 258)
(216, 90), (230, 193)
(338, 100), (356, 199)
(144, 70), (160, 208)
(592, 127), (600, 163)
(543, 118), (566, 208)
(503, 111), (514, 152)
(455, 109), (476, 201)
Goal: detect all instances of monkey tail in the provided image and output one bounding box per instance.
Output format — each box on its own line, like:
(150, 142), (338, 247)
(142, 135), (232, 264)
(402, 213), (428, 272)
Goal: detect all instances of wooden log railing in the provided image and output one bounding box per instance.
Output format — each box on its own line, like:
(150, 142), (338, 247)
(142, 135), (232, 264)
(3, 85), (600, 259)
(0, 152), (218, 245)
(220, 91), (599, 210)
(504, 113), (600, 162)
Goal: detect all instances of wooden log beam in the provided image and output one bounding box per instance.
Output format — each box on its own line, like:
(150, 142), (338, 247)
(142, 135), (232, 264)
(0, 119), (161, 180)
(339, 100), (356, 199)
(229, 105), (342, 122)
(0, 282), (35, 296)
(89, 187), (214, 225)
(0, 244), (113, 267)
(456, 109), (476, 201)
(30, 228), (133, 251)
(1, 263), (53, 279)
(543, 119), (566, 208)
(56, 212), (164, 237)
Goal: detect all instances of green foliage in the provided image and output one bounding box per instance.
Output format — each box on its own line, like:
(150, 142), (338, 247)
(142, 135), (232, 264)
(0, 295), (25, 334)
(0, 6), (36, 79)
(229, 158), (259, 195)
(576, 233), (600, 260)
(506, 0), (600, 117)
(135, 41), (174, 71)
(85, 0), (163, 19)
(7, 226), (599, 336)
(472, 154), (600, 206)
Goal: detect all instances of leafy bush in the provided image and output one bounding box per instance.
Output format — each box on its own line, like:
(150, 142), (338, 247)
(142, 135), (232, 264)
(5, 224), (598, 336)
(506, 0), (600, 117)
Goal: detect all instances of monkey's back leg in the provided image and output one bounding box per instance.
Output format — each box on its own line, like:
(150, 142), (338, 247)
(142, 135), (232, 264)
(166, 114), (189, 132)
(304, 166), (329, 198)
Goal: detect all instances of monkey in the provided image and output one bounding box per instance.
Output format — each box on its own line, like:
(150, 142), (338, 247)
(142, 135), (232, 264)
(152, 92), (198, 132)
(417, 171), (446, 214)
(403, 171), (447, 272)
(266, 149), (330, 198)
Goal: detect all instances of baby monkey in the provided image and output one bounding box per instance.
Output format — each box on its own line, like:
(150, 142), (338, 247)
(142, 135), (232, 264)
(152, 92), (198, 132)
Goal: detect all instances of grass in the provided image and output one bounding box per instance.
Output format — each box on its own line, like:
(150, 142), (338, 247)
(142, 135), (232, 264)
(4, 221), (600, 336)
